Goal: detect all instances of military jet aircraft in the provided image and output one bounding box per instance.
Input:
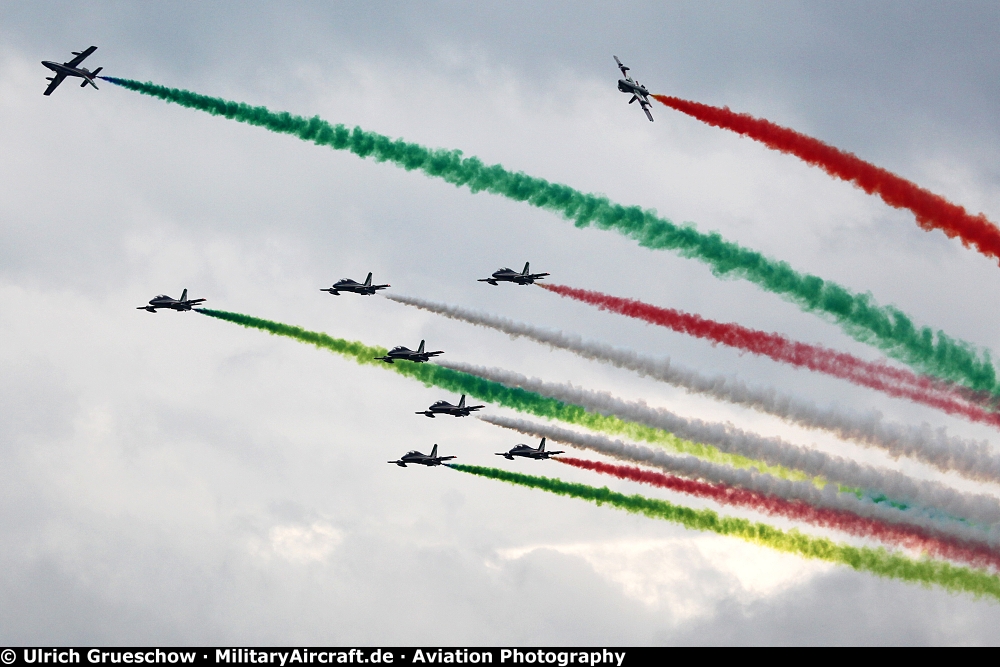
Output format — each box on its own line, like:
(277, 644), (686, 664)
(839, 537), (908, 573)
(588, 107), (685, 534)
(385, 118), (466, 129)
(374, 340), (444, 363)
(416, 394), (485, 418)
(478, 262), (550, 286)
(136, 289), (206, 313)
(496, 437), (564, 461)
(42, 46), (103, 96)
(388, 444), (456, 467)
(614, 55), (653, 122)
(320, 272), (389, 296)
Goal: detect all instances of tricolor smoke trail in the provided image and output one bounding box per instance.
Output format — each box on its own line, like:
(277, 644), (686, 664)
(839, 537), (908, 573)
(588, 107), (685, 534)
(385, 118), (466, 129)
(194, 308), (805, 480)
(103, 76), (999, 395)
(483, 415), (1000, 547)
(386, 293), (1000, 485)
(447, 464), (1000, 600)
(539, 283), (1000, 428)
(652, 94), (1000, 265)
(196, 307), (994, 522)
(556, 456), (1000, 570)
(461, 364), (1000, 525)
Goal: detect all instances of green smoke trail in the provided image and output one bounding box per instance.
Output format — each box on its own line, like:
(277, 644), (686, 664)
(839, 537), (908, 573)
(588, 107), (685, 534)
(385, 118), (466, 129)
(196, 308), (813, 482)
(449, 464), (1000, 600)
(106, 77), (998, 395)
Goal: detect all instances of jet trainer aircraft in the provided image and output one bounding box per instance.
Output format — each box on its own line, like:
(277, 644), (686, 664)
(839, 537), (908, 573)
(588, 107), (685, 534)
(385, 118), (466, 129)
(374, 340), (444, 363)
(320, 272), (389, 296)
(416, 395), (485, 418)
(388, 444), (456, 467)
(478, 262), (550, 286)
(614, 55), (653, 122)
(42, 46), (103, 96)
(496, 437), (564, 461)
(136, 289), (206, 313)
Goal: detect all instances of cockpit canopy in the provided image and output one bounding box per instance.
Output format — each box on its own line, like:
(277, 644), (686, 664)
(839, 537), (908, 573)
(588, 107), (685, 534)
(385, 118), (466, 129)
(153, 295), (170, 300)
(405, 450), (421, 457)
(431, 401), (449, 407)
(496, 267), (513, 273)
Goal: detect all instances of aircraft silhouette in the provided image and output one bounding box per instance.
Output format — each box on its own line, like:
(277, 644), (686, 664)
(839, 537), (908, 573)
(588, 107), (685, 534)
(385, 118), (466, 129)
(137, 289), (206, 313)
(496, 437), (564, 460)
(375, 340), (444, 363)
(614, 55), (653, 122)
(42, 46), (102, 96)
(321, 272), (389, 296)
(416, 394), (485, 418)
(388, 444), (456, 467)
(478, 262), (549, 286)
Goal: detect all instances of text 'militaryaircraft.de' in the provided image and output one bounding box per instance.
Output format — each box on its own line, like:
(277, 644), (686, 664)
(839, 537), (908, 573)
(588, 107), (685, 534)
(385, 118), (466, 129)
(136, 289), (206, 313)
(42, 46), (103, 96)
(388, 444), (456, 467)
(478, 262), (550, 286)
(614, 55), (653, 122)
(496, 437), (564, 461)
(416, 395), (485, 418)
(374, 340), (444, 364)
(320, 272), (390, 296)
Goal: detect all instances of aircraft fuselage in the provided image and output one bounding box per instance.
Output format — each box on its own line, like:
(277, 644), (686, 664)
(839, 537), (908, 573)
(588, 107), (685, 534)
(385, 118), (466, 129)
(42, 61), (97, 81)
(618, 78), (649, 98)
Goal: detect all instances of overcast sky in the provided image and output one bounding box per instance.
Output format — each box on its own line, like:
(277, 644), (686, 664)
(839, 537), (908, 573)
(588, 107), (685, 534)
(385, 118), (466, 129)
(3, 1), (1000, 645)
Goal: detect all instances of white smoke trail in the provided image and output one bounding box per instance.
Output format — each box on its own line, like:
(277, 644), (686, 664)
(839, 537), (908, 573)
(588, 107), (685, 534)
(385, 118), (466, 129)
(482, 414), (1000, 548)
(385, 293), (1000, 484)
(442, 359), (1000, 526)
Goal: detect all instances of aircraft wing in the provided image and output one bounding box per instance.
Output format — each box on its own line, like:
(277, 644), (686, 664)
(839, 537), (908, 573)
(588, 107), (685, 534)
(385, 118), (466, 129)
(66, 46), (97, 68)
(613, 55), (629, 77)
(641, 102), (654, 122)
(43, 73), (67, 96)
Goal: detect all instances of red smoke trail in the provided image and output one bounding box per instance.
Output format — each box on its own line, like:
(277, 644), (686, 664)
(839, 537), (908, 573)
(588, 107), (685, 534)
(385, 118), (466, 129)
(541, 282), (1000, 429)
(557, 456), (1000, 570)
(651, 94), (1000, 265)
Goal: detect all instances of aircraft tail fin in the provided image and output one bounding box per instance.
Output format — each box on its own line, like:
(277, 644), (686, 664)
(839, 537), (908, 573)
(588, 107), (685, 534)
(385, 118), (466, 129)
(364, 272), (372, 286)
(180, 289), (188, 302)
(91, 67), (102, 77)
(417, 340), (425, 354)
(458, 395), (466, 407)
(539, 437), (546, 452)
(522, 262), (530, 275)
(430, 444), (438, 458)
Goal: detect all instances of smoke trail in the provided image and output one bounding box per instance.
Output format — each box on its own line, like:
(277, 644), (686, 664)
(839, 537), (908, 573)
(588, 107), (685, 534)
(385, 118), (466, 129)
(199, 308), (992, 531)
(459, 362), (1000, 525)
(103, 77), (999, 395)
(652, 93), (1000, 266)
(483, 414), (1000, 546)
(195, 308), (807, 480)
(387, 293), (1000, 484)
(448, 463), (1000, 601)
(556, 456), (1000, 570)
(540, 283), (1000, 428)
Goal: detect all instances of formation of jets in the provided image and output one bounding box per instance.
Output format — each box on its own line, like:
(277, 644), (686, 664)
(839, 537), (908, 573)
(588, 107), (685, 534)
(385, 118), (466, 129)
(416, 395), (485, 418)
(42, 46), (103, 96)
(136, 289), (206, 313)
(112, 48), (658, 470)
(478, 262), (549, 286)
(321, 272), (389, 296)
(496, 437), (564, 461)
(614, 55), (654, 122)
